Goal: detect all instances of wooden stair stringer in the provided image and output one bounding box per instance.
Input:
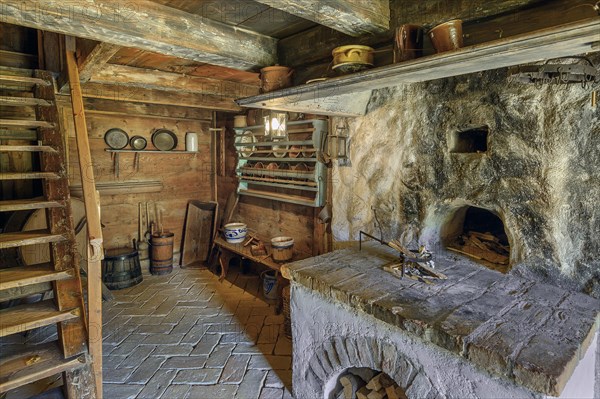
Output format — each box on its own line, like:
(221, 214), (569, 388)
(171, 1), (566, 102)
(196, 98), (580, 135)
(35, 69), (89, 359)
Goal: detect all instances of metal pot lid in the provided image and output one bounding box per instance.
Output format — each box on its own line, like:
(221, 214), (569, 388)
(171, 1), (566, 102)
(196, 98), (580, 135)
(129, 135), (147, 150)
(104, 128), (129, 150)
(152, 129), (178, 151)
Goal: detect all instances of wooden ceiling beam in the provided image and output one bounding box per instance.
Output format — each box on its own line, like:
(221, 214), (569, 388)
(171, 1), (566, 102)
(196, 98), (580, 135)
(77, 42), (122, 85)
(59, 41), (122, 93)
(0, 0), (277, 71)
(89, 64), (259, 99)
(255, 0), (389, 36)
(80, 83), (242, 113)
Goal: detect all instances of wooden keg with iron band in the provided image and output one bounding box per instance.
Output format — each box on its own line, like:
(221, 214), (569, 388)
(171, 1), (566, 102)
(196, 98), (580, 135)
(150, 231), (174, 275)
(102, 247), (143, 290)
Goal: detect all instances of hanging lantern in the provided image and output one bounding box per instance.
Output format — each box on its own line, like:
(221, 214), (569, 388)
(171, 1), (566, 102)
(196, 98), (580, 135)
(329, 121), (349, 160)
(264, 112), (288, 138)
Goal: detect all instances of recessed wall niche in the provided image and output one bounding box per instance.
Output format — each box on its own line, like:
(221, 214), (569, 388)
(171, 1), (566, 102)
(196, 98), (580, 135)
(448, 125), (489, 153)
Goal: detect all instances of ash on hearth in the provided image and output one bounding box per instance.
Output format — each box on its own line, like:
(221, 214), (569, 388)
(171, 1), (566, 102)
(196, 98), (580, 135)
(331, 369), (406, 399)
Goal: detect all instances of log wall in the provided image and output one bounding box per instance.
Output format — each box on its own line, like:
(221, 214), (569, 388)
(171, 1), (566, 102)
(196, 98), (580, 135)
(58, 97), (213, 257)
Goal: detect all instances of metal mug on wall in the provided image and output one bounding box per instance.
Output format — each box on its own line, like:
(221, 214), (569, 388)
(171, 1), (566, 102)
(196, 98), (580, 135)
(394, 24), (425, 63)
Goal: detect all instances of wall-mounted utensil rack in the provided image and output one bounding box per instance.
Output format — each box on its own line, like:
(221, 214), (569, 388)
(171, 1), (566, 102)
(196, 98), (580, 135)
(233, 119), (328, 207)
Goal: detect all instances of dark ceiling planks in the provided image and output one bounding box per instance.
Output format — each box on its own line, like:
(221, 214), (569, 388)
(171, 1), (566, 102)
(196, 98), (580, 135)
(255, 0), (390, 36)
(0, 0), (277, 71)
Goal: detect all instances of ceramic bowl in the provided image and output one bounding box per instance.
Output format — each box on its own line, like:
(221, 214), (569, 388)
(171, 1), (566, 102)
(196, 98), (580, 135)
(224, 223), (247, 244)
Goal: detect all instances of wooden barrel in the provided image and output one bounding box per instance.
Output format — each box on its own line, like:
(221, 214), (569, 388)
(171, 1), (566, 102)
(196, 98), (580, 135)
(150, 232), (174, 275)
(102, 247), (143, 290)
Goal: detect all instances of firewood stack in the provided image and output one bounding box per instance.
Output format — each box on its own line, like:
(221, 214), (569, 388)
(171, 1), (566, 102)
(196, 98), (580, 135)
(335, 370), (407, 399)
(448, 231), (509, 266)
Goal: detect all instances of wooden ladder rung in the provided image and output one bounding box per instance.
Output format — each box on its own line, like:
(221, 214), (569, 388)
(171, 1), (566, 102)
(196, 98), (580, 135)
(0, 172), (61, 181)
(0, 128), (38, 140)
(0, 342), (85, 394)
(0, 264), (74, 291)
(0, 119), (55, 129)
(0, 300), (80, 337)
(0, 96), (52, 107)
(0, 230), (66, 249)
(0, 74), (51, 86)
(0, 145), (57, 153)
(0, 199), (63, 212)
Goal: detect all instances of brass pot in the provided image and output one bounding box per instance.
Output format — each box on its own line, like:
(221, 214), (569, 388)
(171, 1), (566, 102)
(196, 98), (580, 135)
(260, 65), (294, 93)
(332, 45), (375, 68)
(429, 20), (463, 53)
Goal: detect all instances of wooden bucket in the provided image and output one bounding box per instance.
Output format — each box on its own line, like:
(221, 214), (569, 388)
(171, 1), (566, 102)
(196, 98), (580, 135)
(102, 247), (143, 290)
(271, 236), (294, 262)
(150, 231), (174, 275)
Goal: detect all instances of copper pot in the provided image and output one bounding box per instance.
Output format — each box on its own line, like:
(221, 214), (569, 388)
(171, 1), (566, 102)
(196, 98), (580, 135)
(394, 24), (424, 62)
(260, 65), (294, 93)
(429, 20), (463, 53)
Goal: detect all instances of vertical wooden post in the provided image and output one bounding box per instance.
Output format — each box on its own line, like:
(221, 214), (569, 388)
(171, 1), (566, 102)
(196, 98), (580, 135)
(65, 36), (104, 399)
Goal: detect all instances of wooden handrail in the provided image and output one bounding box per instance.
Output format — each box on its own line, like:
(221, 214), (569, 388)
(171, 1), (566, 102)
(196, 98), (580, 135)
(65, 36), (104, 399)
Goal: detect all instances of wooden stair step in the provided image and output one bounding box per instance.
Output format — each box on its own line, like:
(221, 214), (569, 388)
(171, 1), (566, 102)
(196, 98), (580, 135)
(0, 96), (52, 107)
(0, 145), (57, 153)
(0, 230), (66, 249)
(0, 300), (80, 337)
(0, 172), (61, 181)
(0, 199), (63, 212)
(0, 74), (51, 87)
(0, 119), (54, 129)
(0, 342), (85, 394)
(0, 264), (74, 291)
(0, 128), (38, 140)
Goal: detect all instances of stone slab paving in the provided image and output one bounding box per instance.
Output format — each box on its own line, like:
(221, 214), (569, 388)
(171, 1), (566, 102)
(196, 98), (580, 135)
(102, 266), (292, 399)
(282, 242), (600, 397)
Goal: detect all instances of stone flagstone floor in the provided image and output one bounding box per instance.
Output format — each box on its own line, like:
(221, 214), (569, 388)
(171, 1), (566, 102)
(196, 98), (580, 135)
(102, 265), (293, 399)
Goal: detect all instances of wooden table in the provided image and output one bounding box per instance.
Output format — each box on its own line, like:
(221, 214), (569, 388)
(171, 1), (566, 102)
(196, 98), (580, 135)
(214, 236), (307, 312)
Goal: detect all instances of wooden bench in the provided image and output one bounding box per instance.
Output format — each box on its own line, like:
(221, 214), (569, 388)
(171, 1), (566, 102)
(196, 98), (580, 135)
(214, 236), (308, 312)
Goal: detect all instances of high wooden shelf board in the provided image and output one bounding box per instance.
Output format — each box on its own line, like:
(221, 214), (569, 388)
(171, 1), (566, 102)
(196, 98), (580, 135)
(236, 18), (600, 116)
(104, 149), (199, 154)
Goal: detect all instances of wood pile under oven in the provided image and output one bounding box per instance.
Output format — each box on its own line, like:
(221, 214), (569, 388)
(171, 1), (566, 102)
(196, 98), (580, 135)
(333, 369), (407, 399)
(447, 230), (510, 273)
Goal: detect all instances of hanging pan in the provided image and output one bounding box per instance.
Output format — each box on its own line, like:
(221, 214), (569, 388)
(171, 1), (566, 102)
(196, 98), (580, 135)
(152, 129), (178, 151)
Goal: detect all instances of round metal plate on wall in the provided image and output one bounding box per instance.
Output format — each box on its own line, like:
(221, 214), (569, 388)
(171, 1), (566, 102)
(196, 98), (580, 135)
(152, 129), (178, 151)
(129, 135), (147, 150)
(104, 128), (129, 150)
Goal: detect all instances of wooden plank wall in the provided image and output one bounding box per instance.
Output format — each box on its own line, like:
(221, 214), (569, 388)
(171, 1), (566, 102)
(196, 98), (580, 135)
(58, 98), (213, 258)
(216, 117), (316, 257)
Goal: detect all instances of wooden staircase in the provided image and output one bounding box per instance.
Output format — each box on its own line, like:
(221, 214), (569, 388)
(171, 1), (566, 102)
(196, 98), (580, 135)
(0, 67), (95, 398)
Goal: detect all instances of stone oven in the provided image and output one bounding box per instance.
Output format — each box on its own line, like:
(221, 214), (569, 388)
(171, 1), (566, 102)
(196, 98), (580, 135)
(283, 61), (600, 399)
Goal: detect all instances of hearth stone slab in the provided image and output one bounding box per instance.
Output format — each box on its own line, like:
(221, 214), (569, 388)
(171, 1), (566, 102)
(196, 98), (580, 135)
(282, 243), (600, 397)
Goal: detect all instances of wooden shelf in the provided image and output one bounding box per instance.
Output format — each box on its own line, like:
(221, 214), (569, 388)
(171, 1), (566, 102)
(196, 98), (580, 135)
(236, 18), (600, 116)
(104, 149), (199, 154)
